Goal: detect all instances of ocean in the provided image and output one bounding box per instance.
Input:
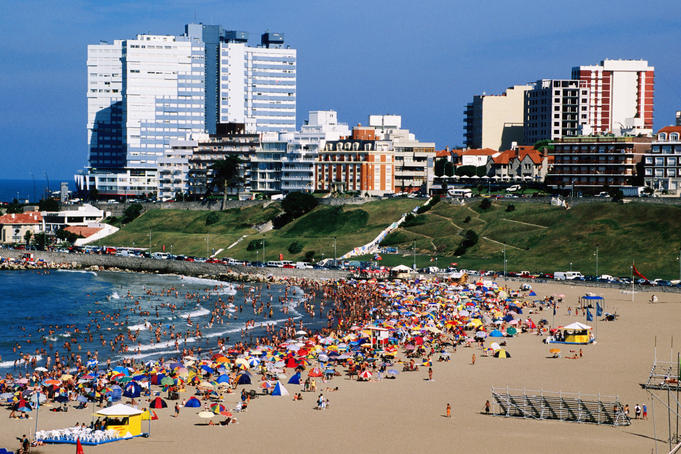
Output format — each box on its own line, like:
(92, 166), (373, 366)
(0, 178), (75, 204)
(0, 270), (322, 370)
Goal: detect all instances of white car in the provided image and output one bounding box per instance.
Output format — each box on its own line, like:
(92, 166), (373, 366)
(506, 185), (522, 192)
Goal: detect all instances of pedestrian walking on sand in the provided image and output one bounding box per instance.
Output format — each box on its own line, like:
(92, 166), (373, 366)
(472, 353), (476, 365)
(634, 404), (641, 419)
(174, 402), (180, 417)
(446, 403), (451, 418)
(484, 400), (491, 414)
(643, 404), (648, 420)
(428, 367), (433, 381)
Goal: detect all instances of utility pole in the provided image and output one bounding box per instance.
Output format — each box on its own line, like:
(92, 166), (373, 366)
(570, 262), (573, 272)
(148, 228), (151, 253)
(503, 246), (507, 279)
(206, 235), (209, 258)
(333, 236), (337, 267)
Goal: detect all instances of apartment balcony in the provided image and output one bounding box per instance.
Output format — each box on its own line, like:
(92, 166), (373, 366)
(552, 160), (633, 165)
(548, 170), (634, 176)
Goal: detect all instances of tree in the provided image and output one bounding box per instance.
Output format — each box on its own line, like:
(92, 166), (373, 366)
(39, 198), (59, 212)
(304, 250), (316, 262)
(24, 230), (32, 245)
(282, 192), (318, 218)
(34, 233), (48, 250)
(210, 156), (242, 210)
(6, 199), (22, 214)
(205, 212), (220, 226)
(479, 198), (492, 210)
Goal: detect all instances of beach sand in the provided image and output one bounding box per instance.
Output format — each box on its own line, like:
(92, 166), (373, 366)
(2, 281), (679, 454)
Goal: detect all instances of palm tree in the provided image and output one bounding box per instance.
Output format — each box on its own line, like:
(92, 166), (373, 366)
(210, 156), (242, 209)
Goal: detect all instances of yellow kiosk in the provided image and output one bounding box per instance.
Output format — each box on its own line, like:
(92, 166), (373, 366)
(96, 404), (143, 438)
(559, 322), (593, 344)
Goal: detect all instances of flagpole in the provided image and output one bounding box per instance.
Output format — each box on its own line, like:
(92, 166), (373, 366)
(631, 264), (634, 303)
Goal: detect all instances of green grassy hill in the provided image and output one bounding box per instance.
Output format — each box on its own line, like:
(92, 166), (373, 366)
(98, 199), (422, 262)
(373, 200), (681, 280)
(96, 204), (281, 257)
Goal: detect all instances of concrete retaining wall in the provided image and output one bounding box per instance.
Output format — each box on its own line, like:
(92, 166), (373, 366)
(0, 249), (347, 282)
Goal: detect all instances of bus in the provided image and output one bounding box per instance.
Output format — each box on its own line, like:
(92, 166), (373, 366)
(447, 188), (473, 198)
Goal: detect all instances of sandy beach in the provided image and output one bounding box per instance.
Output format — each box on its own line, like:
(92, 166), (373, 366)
(1, 280), (679, 454)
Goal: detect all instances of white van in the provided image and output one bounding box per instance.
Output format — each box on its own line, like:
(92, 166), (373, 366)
(447, 188), (472, 198)
(554, 271), (584, 281)
(152, 252), (170, 260)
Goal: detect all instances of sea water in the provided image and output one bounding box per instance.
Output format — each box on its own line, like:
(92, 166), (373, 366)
(0, 269), (323, 369)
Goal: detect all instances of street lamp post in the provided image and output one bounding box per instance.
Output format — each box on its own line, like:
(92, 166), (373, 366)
(148, 228), (152, 253)
(333, 236), (337, 267)
(595, 247), (599, 277)
(570, 262), (573, 272)
(503, 246), (507, 279)
(413, 240), (417, 270)
(206, 235), (209, 258)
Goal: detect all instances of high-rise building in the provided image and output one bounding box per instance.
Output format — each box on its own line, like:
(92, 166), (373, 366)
(523, 79), (590, 144)
(79, 23), (297, 198)
(676, 111), (681, 126)
(571, 59), (654, 134)
(219, 32), (296, 132)
(463, 85), (531, 150)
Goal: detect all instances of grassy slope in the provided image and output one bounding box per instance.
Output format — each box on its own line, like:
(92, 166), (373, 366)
(98, 199), (422, 262)
(373, 201), (681, 280)
(97, 205), (281, 257)
(228, 198), (422, 262)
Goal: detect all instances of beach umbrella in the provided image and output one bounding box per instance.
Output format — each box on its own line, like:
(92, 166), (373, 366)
(112, 366), (129, 376)
(489, 330), (503, 337)
(123, 381), (141, 398)
(318, 354), (329, 363)
(308, 368), (323, 377)
(506, 327), (518, 336)
(34, 367), (48, 372)
(76, 395), (89, 403)
(359, 370), (373, 380)
(160, 377), (175, 386)
(184, 397), (201, 408)
(549, 348), (561, 355)
(197, 381), (214, 391)
(210, 403), (226, 414)
(220, 410), (233, 418)
(60, 374), (73, 381)
(198, 411), (215, 419)
(494, 349), (511, 358)
(150, 397), (167, 409)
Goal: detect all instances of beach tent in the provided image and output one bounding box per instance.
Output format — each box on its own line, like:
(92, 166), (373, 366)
(236, 372), (252, 385)
(489, 330), (504, 337)
(494, 349), (511, 358)
(560, 322), (593, 344)
(287, 372), (302, 385)
(216, 374), (230, 384)
(150, 397), (167, 409)
(506, 327), (518, 336)
(96, 404), (143, 437)
(271, 382), (289, 397)
(184, 397), (201, 408)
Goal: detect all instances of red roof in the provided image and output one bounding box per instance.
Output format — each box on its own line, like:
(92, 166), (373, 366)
(435, 149), (451, 158)
(491, 149), (515, 164)
(0, 212), (42, 225)
(658, 126), (681, 134)
(64, 226), (103, 238)
(460, 148), (498, 156)
(491, 147), (545, 165)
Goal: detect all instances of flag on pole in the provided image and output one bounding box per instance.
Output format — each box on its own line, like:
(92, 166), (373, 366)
(632, 263), (648, 281)
(596, 302), (603, 317)
(76, 437), (84, 454)
(586, 308), (593, 322)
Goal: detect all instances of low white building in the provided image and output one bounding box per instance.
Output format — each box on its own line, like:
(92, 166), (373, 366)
(41, 204), (108, 235)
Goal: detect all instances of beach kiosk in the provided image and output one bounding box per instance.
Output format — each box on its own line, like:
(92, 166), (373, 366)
(96, 404), (144, 438)
(558, 322), (593, 344)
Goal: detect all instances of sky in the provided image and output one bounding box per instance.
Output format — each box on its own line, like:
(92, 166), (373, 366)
(1, 0), (681, 180)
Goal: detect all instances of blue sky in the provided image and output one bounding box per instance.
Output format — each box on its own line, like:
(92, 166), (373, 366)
(1, 0), (680, 180)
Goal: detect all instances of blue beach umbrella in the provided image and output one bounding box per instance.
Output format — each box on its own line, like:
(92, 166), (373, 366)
(123, 381), (141, 398)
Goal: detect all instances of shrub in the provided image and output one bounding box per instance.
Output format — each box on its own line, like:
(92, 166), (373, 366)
(288, 241), (304, 254)
(205, 212), (220, 226)
(403, 213), (426, 227)
(455, 229), (478, 256)
(247, 239), (265, 251)
(479, 198), (492, 210)
(122, 203), (144, 224)
(505, 204), (515, 212)
(463, 216), (471, 223)
(304, 250), (316, 262)
(273, 212), (293, 229)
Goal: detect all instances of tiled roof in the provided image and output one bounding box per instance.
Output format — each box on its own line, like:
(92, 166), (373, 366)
(0, 212), (42, 225)
(658, 126), (681, 134)
(64, 226), (103, 238)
